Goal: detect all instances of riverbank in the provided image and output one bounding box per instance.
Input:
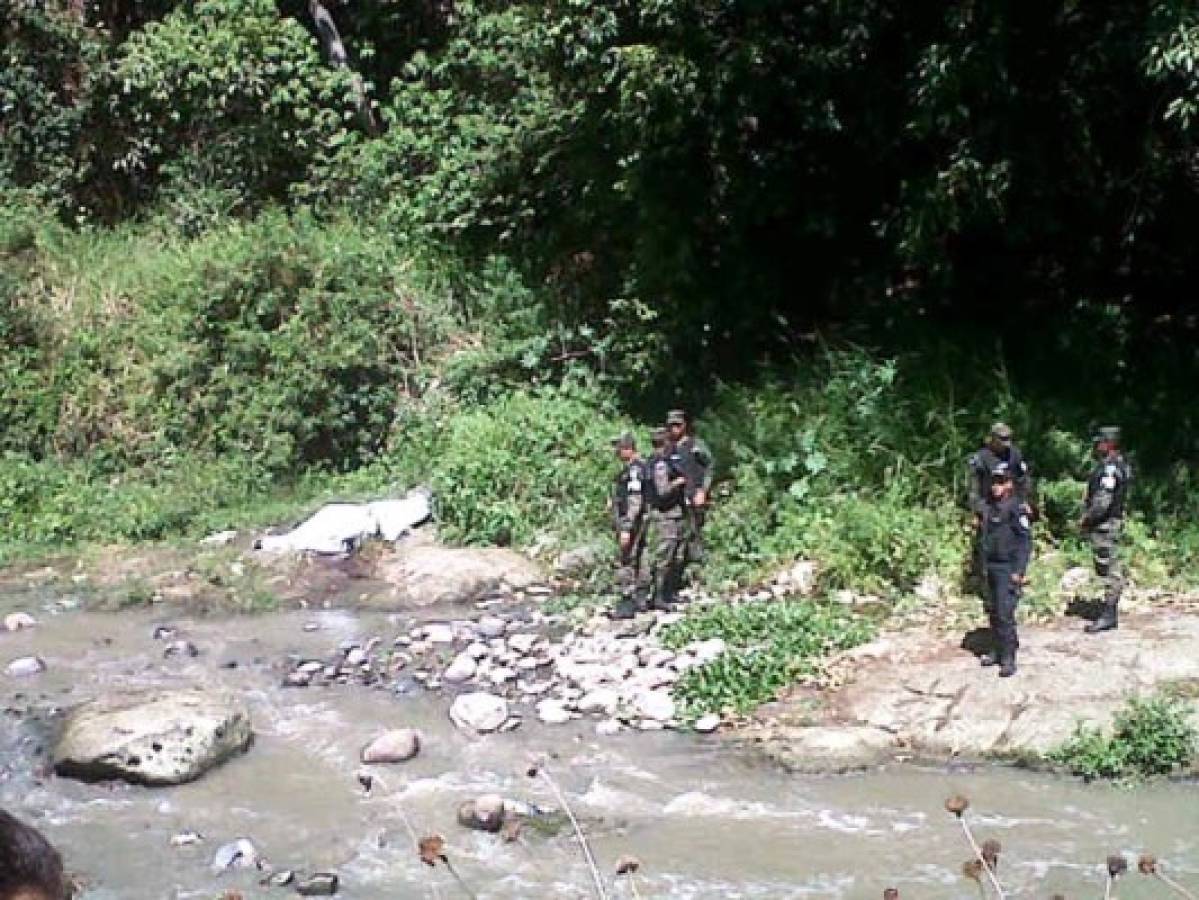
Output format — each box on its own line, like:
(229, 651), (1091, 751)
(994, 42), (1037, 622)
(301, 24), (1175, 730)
(2, 560), (1198, 898)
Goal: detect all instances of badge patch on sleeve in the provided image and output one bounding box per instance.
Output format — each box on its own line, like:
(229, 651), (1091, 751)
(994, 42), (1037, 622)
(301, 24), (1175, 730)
(628, 478), (641, 492)
(1100, 475), (1117, 490)
(1018, 515), (1030, 529)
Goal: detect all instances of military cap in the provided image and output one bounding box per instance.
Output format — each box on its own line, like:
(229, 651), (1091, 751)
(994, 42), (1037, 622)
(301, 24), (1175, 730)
(990, 461), (1012, 480)
(665, 409), (687, 426)
(610, 432), (636, 450)
(1093, 426), (1121, 443)
(650, 427), (669, 444)
(990, 422), (1013, 441)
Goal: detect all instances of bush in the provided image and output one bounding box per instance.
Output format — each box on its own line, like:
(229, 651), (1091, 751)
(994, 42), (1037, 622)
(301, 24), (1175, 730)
(660, 599), (875, 717)
(1050, 693), (1198, 780)
(427, 385), (626, 547)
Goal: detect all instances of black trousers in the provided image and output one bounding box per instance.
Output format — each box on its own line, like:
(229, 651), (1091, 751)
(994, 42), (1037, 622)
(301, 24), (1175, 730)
(985, 562), (1020, 656)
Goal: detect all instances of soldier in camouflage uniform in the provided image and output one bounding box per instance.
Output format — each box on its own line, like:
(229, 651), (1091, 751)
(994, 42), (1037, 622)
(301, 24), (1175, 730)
(644, 427), (691, 610)
(666, 409), (714, 565)
(1080, 426), (1132, 634)
(609, 432), (650, 620)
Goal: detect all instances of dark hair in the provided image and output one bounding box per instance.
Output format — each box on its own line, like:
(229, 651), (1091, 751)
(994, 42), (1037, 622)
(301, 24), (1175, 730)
(0, 810), (66, 900)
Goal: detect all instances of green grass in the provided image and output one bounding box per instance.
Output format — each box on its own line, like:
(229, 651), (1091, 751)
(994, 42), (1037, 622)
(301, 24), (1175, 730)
(660, 599), (876, 718)
(1049, 693), (1198, 781)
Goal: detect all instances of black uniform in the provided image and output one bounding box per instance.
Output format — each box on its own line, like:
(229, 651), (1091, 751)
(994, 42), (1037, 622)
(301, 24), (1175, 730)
(979, 494), (1032, 670)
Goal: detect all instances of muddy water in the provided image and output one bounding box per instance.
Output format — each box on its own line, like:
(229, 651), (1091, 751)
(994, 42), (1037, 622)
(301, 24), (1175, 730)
(1, 593), (1196, 899)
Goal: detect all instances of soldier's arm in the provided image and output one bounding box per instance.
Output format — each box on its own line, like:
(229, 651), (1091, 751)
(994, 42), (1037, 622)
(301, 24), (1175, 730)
(1012, 511), (1032, 577)
(623, 481), (644, 531)
(966, 456), (985, 514)
(694, 438), (715, 492)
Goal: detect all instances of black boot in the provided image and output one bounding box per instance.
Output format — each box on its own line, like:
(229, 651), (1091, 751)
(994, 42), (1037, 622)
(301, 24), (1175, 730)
(1085, 601), (1119, 634)
(979, 651), (1000, 667)
(608, 598), (637, 620)
(998, 651), (1017, 678)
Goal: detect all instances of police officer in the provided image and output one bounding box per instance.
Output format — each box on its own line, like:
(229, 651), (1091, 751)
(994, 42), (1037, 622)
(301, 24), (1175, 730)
(978, 462), (1032, 677)
(967, 422), (1032, 521)
(609, 432), (650, 620)
(1080, 426), (1132, 634)
(666, 409), (714, 565)
(644, 426), (691, 610)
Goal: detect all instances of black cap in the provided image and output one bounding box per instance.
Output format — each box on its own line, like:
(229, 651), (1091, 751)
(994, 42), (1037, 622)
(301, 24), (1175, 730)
(650, 427), (669, 445)
(1094, 426), (1121, 443)
(610, 432), (636, 450)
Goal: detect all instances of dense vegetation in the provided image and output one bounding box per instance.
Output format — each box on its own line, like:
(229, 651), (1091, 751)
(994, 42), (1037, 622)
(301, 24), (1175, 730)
(1050, 692), (1198, 780)
(4, 0), (1199, 608)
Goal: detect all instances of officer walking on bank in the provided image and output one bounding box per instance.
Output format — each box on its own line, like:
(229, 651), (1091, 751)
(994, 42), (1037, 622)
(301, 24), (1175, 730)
(609, 432), (650, 620)
(1080, 426), (1132, 634)
(666, 409), (714, 565)
(645, 427), (691, 610)
(978, 462), (1032, 677)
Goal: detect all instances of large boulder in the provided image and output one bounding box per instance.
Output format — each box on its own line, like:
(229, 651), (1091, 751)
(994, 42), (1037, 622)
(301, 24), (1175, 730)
(376, 544), (544, 606)
(53, 689), (253, 785)
(361, 728), (421, 764)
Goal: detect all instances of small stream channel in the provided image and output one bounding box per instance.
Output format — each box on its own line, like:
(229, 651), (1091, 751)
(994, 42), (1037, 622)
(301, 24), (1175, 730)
(1, 589), (1196, 899)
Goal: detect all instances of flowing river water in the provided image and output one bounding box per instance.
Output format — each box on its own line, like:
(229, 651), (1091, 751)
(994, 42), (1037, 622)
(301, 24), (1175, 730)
(1, 589), (1196, 899)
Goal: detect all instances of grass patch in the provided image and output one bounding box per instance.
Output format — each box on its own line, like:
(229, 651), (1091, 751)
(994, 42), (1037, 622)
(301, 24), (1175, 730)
(660, 599), (875, 718)
(1049, 693), (1198, 781)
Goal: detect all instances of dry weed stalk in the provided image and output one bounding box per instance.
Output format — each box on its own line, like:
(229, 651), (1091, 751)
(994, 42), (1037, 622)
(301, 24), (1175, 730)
(418, 833), (478, 900)
(1105, 853), (1128, 900)
(1139, 853), (1198, 900)
(616, 855), (643, 899)
(529, 760), (610, 900)
(944, 795), (1006, 898)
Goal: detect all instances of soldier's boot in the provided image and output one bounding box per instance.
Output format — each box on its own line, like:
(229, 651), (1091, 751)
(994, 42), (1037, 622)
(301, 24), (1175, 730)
(979, 651), (1000, 668)
(1084, 601), (1119, 634)
(998, 650), (1017, 678)
(980, 608), (1000, 666)
(608, 597), (637, 620)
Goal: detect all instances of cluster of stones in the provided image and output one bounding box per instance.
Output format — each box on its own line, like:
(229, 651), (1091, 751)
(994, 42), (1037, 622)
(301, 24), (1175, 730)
(281, 597), (728, 734)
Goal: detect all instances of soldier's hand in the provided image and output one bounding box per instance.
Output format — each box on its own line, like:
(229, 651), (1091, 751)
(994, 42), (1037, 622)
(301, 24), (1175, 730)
(1010, 572), (1026, 586)
(619, 532), (632, 553)
(1077, 516), (1088, 531)
(971, 514), (982, 531)
(693, 488), (707, 507)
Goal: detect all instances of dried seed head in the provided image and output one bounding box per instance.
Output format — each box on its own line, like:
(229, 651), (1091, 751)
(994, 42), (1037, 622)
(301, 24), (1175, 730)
(1107, 854), (1128, 878)
(418, 834), (447, 868)
(981, 838), (1001, 869)
(962, 859), (984, 882)
(501, 818), (523, 843)
(615, 855), (641, 876)
(1138, 853), (1158, 875)
(883, 889), (900, 900)
(945, 794), (970, 817)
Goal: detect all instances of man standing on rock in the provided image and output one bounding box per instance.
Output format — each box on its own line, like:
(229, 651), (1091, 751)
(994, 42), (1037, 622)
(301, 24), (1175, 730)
(1080, 426), (1132, 634)
(978, 462), (1032, 677)
(609, 432), (650, 619)
(666, 409), (714, 566)
(644, 427), (692, 611)
(0, 810), (68, 900)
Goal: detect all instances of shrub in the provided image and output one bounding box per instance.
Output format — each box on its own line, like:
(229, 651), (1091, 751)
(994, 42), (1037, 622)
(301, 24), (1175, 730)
(1050, 693), (1198, 780)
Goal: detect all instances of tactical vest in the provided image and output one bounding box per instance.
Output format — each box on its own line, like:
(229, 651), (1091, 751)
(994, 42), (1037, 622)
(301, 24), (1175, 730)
(1086, 455), (1131, 522)
(613, 459), (646, 520)
(982, 496), (1026, 564)
(648, 454), (685, 511)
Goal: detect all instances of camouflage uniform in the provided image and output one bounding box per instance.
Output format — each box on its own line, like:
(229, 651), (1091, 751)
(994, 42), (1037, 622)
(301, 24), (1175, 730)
(1081, 427), (1132, 633)
(667, 409), (714, 566)
(611, 437), (650, 619)
(645, 436), (691, 610)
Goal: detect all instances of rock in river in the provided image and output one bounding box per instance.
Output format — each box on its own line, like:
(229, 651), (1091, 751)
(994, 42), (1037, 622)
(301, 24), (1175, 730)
(457, 794), (506, 832)
(5, 656), (46, 678)
(449, 692), (509, 734)
(361, 728), (421, 764)
(54, 689), (253, 786)
(295, 872), (340, 895)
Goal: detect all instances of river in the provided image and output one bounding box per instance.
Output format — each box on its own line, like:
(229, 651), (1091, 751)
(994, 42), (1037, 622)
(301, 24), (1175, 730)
(1, 593), (1195, 898)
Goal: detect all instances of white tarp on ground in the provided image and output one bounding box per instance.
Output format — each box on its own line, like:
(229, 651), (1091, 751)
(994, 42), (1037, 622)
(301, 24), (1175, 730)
(254, 490), (431, 554)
